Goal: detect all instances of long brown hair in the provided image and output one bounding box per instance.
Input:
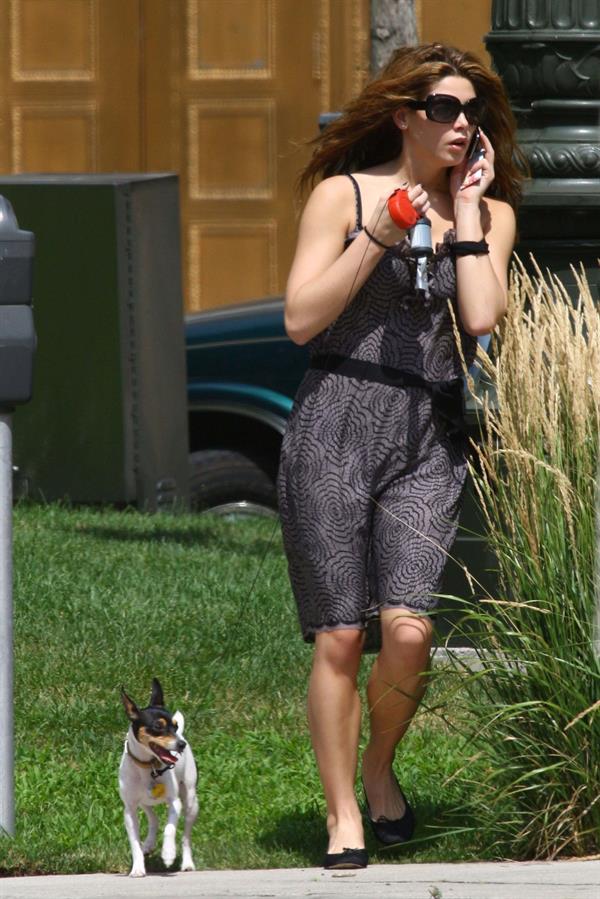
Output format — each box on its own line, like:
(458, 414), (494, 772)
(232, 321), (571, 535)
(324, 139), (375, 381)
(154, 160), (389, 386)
(299, 43), (528, 210)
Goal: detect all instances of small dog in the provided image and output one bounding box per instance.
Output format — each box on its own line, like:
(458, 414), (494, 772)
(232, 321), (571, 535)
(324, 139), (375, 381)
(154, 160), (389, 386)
(119, 678), (198, 877)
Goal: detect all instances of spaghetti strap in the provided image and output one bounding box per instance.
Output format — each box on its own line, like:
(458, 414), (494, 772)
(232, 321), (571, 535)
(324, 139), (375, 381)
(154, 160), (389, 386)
(346, 173), (363, 230)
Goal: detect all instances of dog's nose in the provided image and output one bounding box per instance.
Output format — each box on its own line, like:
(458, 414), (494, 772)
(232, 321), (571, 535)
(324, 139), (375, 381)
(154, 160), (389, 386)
(177, 739), (186, 753)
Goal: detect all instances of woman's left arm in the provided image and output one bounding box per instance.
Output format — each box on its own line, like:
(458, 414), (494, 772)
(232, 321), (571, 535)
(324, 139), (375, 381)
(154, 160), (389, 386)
(450, 129), (517, 337)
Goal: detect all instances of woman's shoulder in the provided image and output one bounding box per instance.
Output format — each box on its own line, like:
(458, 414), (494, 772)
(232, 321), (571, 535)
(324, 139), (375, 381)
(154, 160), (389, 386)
(309, 173), (356, 201)
(302, 175), (358, 232)
(485, 195), (514, 213)
(481, 196), (516, 236)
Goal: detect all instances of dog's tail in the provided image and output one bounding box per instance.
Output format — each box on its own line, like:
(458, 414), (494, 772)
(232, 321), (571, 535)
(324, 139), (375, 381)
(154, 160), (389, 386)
(173, 710), (185, 736)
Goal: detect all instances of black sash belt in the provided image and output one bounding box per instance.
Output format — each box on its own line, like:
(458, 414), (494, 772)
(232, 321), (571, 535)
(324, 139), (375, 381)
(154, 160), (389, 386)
(309, 353), (466, 438)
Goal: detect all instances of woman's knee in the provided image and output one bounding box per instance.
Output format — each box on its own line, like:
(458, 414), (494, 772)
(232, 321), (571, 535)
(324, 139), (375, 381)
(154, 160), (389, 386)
(379, 610), (433, 662)
(314, 628), (364, 673)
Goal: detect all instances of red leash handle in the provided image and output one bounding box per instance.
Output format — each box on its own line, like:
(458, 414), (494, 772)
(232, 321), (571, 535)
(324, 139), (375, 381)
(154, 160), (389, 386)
(387, 188), (419, 231)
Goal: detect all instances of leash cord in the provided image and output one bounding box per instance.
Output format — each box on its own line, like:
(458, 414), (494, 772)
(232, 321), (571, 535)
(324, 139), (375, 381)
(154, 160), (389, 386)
(236, 512), (281, 611)
(237, 197), (388, 608)
(320, 199), (388, 372)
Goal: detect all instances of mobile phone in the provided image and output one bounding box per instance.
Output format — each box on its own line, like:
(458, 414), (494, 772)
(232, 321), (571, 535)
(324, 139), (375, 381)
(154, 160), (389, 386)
(467, 128), (484, 182)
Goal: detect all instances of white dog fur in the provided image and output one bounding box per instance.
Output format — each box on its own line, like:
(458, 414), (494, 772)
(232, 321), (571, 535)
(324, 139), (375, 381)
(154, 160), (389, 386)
(119, 698), (198, 877)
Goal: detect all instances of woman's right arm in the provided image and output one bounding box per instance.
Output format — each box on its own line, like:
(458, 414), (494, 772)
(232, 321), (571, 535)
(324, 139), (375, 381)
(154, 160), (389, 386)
(285, 177), (428, 345)
(284, 177), (390, 346)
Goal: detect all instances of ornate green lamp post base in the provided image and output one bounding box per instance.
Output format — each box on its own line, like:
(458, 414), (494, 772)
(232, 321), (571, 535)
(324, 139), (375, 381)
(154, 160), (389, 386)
(486, 0), (600, 296)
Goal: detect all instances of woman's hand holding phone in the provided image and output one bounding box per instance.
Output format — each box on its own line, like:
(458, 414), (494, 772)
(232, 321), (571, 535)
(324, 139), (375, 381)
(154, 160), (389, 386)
(450, 128), (494, 202)
(463, 129), (485, 185)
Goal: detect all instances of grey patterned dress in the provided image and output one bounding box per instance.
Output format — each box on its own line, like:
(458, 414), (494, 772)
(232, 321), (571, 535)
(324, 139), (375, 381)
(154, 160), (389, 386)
(278, 175), (478, 642)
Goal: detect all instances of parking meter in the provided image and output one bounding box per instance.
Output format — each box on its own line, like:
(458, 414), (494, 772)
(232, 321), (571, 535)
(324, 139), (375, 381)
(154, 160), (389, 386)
(0, 195), (34, 838)
(0, 196), (35, 409)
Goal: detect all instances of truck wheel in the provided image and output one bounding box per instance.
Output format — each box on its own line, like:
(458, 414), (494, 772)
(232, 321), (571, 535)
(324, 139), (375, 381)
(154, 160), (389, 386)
(189, 449), (278, 517)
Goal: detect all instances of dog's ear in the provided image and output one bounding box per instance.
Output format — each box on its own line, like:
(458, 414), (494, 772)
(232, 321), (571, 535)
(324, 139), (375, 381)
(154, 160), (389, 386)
(150, 677), (164, 708)
(173, 710), (185, 734)
(121, 687), (140, 722)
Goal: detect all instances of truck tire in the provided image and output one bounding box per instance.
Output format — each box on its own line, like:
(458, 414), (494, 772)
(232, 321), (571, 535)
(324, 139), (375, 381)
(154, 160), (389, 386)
(189, 449), (278, 517)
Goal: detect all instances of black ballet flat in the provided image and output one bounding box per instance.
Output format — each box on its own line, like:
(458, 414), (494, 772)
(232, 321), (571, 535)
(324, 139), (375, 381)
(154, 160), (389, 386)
(362, 777), (415, 845)
(323, 847), (369, 869)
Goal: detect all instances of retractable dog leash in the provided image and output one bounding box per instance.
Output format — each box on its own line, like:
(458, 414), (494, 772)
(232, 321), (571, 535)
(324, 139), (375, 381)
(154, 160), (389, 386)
(387, 187), (419, 231)
(409, 215), (434, 297)
(387, 187), (434, 296)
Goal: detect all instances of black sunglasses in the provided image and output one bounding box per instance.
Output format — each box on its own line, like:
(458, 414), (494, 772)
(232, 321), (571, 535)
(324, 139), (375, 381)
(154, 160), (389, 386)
(406, 93), (486, 126)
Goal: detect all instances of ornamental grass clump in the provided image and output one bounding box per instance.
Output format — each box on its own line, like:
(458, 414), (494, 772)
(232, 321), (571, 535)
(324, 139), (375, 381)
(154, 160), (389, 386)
(445, 258), (600, 859)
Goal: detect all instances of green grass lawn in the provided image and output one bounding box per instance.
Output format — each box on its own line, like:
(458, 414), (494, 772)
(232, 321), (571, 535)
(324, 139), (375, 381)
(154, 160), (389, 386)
(0, 503), (487, 875)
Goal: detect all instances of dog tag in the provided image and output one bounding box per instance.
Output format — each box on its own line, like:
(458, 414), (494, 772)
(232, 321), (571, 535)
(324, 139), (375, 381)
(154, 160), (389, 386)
(150, 782), (166, 799)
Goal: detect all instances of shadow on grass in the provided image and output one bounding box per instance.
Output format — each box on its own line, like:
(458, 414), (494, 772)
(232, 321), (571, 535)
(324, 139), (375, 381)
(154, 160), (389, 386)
(257, 807), (325, 866)
(258, 799), (480, 866)
(57, 522), (282, 557)
(396, 797), (483, 861)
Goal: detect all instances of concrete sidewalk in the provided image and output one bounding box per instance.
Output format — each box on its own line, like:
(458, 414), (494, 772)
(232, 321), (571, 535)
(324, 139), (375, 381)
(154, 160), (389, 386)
(1, 860), (599, 899)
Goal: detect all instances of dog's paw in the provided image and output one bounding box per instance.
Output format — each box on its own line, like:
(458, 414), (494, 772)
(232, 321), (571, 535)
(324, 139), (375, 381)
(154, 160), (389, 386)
(161, 847), (176, 868)
(141, 839), (156, 855)
(180, 855), (195, 872)
(129, 866), (146, 878)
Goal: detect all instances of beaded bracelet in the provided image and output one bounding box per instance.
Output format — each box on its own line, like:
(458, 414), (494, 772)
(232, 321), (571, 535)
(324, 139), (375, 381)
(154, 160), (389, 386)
(363, 226), (395, 250)
(450, 239), (490, 256)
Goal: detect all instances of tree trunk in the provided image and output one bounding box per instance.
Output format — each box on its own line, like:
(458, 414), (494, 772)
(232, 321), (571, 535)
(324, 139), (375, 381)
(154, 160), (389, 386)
(371, 0), (418, 73)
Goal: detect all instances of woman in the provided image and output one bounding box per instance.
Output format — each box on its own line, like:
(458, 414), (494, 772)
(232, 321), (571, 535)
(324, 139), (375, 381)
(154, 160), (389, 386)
(277, 43), (525, 869)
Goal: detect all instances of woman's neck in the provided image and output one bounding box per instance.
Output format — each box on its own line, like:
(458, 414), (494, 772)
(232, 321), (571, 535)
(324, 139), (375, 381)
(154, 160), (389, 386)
(389, 154), (450, 196)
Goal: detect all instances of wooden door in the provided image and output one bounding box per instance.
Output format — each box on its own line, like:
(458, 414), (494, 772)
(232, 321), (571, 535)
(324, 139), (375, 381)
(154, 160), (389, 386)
(0, 0), (141, 173)
(0, 0), (370, 312)
(144, 0), (370, 311)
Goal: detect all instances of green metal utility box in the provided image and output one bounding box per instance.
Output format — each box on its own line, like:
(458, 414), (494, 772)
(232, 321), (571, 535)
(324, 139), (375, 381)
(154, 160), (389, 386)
(0, 174), (190, 511)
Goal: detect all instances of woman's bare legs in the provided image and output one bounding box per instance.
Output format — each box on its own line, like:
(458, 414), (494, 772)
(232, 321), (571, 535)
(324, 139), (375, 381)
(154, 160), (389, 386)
(361, 609), (433, 819)
(307, 628), (365, 852)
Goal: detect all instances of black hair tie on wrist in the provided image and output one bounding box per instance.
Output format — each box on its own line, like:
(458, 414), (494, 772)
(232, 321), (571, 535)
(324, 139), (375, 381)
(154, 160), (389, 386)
(363, 226), (395, 250)
(450, 239), (490, 257)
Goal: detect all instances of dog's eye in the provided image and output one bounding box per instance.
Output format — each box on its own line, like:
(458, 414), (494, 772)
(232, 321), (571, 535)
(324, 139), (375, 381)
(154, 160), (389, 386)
(172, 719), (178, 730)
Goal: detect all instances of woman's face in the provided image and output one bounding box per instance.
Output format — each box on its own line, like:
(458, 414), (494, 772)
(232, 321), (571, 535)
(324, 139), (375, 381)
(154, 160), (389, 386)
(398, 75), (481, 166)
